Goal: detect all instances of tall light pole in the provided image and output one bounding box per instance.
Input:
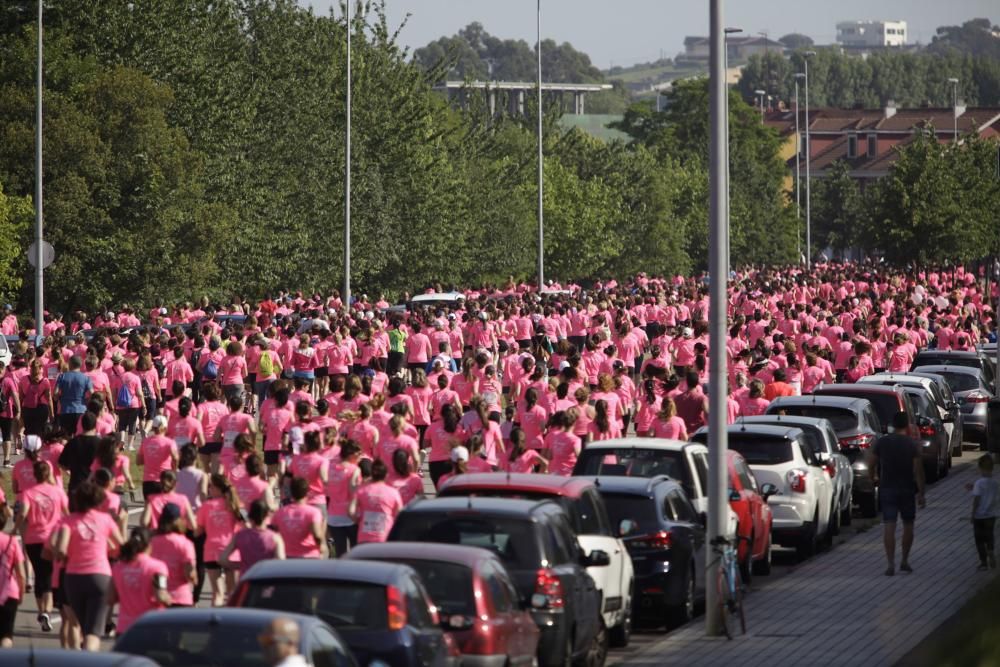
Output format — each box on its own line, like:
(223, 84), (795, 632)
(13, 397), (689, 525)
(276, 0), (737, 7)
(34, 0), (44, 336)
(948, 77), (959, 144)
(706, 0), (729, 637)
(803, 51), (815, 270)
(343, 0), (352, 309)
(536, 0), (545, 289)
(795, 73), (805, 263)
(724, 27), (743, 276)
(754, 89), (766, 123)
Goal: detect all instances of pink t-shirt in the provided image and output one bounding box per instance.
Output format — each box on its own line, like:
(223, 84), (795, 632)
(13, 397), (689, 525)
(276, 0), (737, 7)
(326, 461), (360, 521)
(264, 405), (295, 451)
(426, 423), (465, 463)
(196, 497), (242, 563)
(651, 416), (688, 440)
(272, 503), (323, 558)
(140, 435), (178, 482)
(378, 434), (419, 468)
(147, 492), (192, 531)
(218, 355), (247, 386)
(21, 482), (69, 545)
(111, 553), (168, 633)
(520, 405), (548, 450)
(149, 532), (196, 606)
(500, 449), (545, 474)
(0, 533), (24, 605)
(63, 509), (119, 576)
(546, 431), (582, 476)
(389, 473), (424, 505)
(199, 401), (229, 443)
(355, 482), (403, 544)
(289, 452), (328, 506)
(234, 475), (270, 508)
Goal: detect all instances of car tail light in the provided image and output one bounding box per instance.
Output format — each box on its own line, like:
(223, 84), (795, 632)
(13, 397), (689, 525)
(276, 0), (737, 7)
(628, 530), (673, 550)
(919, 423), (937, 437)
(386, 585), (408, 630)
(532, 568), (565, 610)
(966, 393), (990, 404)
(839, 434), (874, 449)
(786, 468), (807, 493)
(823, 460), (837, 479)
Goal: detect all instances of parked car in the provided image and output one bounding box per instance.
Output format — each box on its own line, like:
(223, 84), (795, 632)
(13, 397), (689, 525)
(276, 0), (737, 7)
(0, 334), (10, 367)
(763, 395), (881, 517)
(901, 384), (952, 481)
(738, 414), (852, 528)
(230, 560), (449, 667)
(571, 438), (740, 542)
(0, 650), (159, 667)
(912, 349), (996, 392)
(347, 542), (539, 667)
(722, 449), (775, 581)
(858, 373), (963, 457)
(114, 608), (355, 667)
(437, 473), (634, 647)
(811, 383), (918, 437)
(588, 475), (706, 628)
(916, 364), (993, 448)
(387, 497), (607, 667)
(693, 425), (834, 560)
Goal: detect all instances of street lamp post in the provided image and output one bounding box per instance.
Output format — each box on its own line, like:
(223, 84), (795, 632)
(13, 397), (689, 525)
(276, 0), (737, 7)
(343, 0), (352, 309)
(724, 27), (742, 277)
(948, 77), (959, 143)
(34, 0), (44, 336)
(803, 51), (816, 270)
(706, 0), (729, 637)
(795, 73), (805, 262)
(754, 89), (766, 123)
(536, 0), (545, 289)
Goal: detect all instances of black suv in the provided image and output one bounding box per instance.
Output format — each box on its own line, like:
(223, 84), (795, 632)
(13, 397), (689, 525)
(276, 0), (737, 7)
(588, 475), (705, 629)
(388, 497), (608, 667)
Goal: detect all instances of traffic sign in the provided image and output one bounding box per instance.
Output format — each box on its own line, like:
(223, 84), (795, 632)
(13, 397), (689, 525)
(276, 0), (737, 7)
(27, 241), (54, 269)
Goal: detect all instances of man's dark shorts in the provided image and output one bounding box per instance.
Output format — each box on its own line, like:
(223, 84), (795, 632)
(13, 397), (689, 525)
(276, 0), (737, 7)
(880, 488), (916, 523)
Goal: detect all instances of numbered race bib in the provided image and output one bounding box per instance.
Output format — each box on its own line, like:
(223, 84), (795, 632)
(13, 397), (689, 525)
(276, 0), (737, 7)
(361, 511), (388, 536)
(223, 430), (238, 448)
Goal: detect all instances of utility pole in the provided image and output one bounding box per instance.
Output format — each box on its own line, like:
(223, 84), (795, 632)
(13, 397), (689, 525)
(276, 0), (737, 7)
(34, 0), (44, 336)
(536, 0), (545, 289)
(343, 0), (352, 309)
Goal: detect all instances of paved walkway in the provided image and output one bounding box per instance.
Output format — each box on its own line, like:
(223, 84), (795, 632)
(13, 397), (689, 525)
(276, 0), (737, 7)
(617, 457), (996, 667)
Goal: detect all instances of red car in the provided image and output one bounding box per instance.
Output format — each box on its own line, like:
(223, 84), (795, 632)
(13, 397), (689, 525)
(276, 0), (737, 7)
(348, 541), (540, 667)
(728, 449), (775, 582)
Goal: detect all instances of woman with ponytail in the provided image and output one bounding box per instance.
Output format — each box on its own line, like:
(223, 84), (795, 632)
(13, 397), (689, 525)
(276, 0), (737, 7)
(195, 474), (245, 606)
(634, 377), (663, 438)
(109, 527), (170, 633)
(587, 399), (622, 442)
(150, 503), (197, 607)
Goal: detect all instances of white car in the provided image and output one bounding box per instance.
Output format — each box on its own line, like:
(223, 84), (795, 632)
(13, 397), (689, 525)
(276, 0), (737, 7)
(0, 335), (9, 368)
(718, 424), (834, 560)
(436, 473), (636, 647)
(571, 438), (741, 544)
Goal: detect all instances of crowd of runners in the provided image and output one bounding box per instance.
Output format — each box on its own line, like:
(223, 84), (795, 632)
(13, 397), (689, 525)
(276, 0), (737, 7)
(0, 261), (994, 651)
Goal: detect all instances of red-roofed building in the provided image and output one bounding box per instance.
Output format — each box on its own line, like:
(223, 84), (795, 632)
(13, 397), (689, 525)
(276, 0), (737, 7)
(766, 102), (1000, 185)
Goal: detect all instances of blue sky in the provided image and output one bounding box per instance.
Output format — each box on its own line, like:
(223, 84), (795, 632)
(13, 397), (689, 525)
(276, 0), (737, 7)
(300, 1), (997, 69)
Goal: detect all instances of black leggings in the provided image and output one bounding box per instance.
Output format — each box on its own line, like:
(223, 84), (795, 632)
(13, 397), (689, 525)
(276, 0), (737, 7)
(429, 461), (452, 489)
(0, 598), (17, 640)
(22, 405), (50, 436)
(64, 573), (111, 637)
(25, 543), (53, 595)
(187, 531), (206, 602)
(974, 517), (996, 563)
(328, 524), (358, 558)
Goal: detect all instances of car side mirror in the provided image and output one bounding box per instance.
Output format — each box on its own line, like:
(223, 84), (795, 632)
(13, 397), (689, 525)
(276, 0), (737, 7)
(618, 519), (638, 537)
(583, 550), (611, 568)
(918, 416), (932, 428)
(760, 483), (779, 499)
(942, 414), (954, 423)
(728, 488), (741, 502)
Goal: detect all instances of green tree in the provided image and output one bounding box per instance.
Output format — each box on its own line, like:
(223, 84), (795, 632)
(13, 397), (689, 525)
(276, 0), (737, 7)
(810, 160), (869, 257)
(0, 182), (32, 302)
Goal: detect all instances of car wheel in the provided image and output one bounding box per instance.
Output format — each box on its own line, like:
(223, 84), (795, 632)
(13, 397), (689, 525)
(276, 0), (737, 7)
(609, 584), (633, 648)
(925, 460), (939, 484)
(859, 492), (878, 518)
(752, 531), (772, 576)
(555, 631), (574, 667)
(739, 532), (754, 586)
(824, 502), (840, 546)
(666, 566), (695, 627)
(841, 502), (853, 527)
(574, 620), (607, 667)
(795, 509), (819, 561)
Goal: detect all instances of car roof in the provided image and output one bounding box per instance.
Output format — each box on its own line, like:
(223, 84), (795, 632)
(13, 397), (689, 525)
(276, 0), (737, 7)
(858, 373), (936, 388)
(403, 496), (560, 518)
(738, 414), (836, 433)
(125, 607), (324, 631)
(0, 649), (159, 667)
(411, 292), (465, 303)
(580, 474), (679, 496)
(574, 437), (699, 452)
(767, 395), (870, 411)
(437, 472), (594, 499)
(915, 350), (985, 360)
(814, 383), (905, 396)
(240, 558), (412, 585)
(348, 541), (501, 568)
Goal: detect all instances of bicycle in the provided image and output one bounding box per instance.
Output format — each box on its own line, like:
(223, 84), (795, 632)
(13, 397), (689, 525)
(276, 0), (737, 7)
(709, 535), (746, 639)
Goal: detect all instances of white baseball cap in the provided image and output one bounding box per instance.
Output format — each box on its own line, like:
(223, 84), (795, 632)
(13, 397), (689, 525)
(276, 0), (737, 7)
(451, 446), (470, 463)
(23, 435), (42, 453)
(152, 415), (169, 430)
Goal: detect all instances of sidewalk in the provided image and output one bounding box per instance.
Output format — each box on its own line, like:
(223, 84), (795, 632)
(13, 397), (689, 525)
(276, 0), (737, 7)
(616, 457), (996, 667)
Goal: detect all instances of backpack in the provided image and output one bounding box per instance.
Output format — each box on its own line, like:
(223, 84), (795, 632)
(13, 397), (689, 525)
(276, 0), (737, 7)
(202, 355), (219, 381)
(116, 375), (133, 409)
(258, 350), (274, 377)
(141, 376), (153, 401)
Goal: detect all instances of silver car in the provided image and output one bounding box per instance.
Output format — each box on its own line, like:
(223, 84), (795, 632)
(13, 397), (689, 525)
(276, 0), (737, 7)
(916, 364), (992, 448)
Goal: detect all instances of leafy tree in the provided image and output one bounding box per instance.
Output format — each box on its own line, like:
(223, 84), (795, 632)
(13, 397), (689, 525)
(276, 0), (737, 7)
(0, 181), (32, 302)
(779, 33), (813, 49)
(810, 160), (869, 257)
(930, 18), (1000, 60)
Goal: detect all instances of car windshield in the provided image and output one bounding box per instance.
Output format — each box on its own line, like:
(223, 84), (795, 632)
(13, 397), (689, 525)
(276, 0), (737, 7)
(390, 515), (541, 570)
(819, 391), (899, 427)
(574, 448), (684, 479)
(766, 405), (858, 432)
(391, 560), (475, 616)
(938, 372), (982, 393)
(116, 623), (272, 666)
(241, 579), (387, 630)
(727, 436), (794, 465)
(601, 493), (660, 534)
(915, 356), (982, 372)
